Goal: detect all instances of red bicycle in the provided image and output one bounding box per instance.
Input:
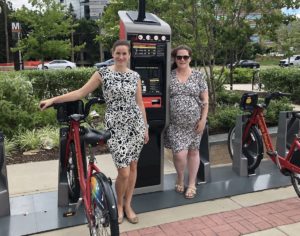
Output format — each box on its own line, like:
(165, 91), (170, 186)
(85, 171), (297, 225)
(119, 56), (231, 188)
(52, 97), (119, 236)
(228, 92), (300, 196)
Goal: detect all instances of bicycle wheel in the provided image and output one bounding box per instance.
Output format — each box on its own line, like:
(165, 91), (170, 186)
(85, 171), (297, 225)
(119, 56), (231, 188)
(66, 142), (80, 202)
(291, 172), (300, 198)
(90, 172), (119, 236)
(228, 125), (264, 172)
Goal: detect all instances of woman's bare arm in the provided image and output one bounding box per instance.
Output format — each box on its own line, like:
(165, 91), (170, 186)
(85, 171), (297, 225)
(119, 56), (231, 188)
(40, 71), (102, 110)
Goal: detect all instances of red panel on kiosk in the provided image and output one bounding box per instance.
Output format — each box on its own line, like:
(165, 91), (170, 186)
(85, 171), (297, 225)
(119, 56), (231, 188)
(143, 96), (161, 108)
(119, 20), (126, 40)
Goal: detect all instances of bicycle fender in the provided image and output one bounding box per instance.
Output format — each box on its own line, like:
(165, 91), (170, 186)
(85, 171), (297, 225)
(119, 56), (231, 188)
(94, 172), (118, 220)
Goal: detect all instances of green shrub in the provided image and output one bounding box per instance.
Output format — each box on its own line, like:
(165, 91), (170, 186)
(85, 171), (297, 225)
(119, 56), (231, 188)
(15, 126), (60, 151)
(265, 97), (293, 125)
(37, 126), (59, 150)
(0, 75), (56, 137)
(216, 90), (241, 105)
(260, 68), (300, 103)
(0, 76), (36, 137)
(208, 106), (242, 133)
(4, 138), (18, 157)
(17, 129), (41, 151)
(221, 68), (253, 84)
(20, 68), (99, 99)
(255, 55), (283, 66)
(209, 96), (293, 133)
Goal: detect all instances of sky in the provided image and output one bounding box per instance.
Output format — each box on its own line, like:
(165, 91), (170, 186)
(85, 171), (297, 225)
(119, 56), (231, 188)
(11, 0), (32, 10)
(283, 7), (300, 18)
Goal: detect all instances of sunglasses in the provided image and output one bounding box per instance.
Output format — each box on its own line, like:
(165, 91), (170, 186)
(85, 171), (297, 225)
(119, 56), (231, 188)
(176, 55), (190, 60)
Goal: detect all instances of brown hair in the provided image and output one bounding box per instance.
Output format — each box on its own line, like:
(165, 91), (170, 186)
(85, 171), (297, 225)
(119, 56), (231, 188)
(171, 45), (192, 69)
(111, 40), (131, 53)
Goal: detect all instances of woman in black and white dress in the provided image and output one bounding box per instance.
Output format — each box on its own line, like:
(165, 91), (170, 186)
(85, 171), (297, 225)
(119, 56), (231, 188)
(40, 40), (149, 224)
(164, 45), (208, 199)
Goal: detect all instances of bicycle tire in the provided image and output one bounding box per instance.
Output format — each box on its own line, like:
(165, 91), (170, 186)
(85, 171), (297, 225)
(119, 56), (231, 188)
(66, 142), (80, 202)
(228, 125), (264, 172)
(291, 172), (300, 198)
(90, 172), (119, 236)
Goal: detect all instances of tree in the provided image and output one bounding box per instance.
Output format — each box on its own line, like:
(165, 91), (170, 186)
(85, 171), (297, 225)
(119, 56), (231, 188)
(93, 0), (300, 112)
(276, 19), (300, 57)
(96, 0), (136, 51)
(0, 0), (12, 62)
(73, 19), (98, 65)
(161, 0), (299, 112)
(66, 3), (85, 62)
(11, 0), (74, 66)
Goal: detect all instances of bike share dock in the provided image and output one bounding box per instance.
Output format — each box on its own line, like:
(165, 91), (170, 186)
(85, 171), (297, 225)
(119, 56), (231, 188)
(0, 121), (296, 235)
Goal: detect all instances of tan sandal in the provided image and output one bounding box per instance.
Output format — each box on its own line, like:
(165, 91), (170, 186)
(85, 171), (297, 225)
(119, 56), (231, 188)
(175, 183), (185, 193)
(185, 186), (197, 199)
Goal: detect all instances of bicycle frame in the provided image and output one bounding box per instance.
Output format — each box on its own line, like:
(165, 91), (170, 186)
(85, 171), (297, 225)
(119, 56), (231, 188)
(243, 107), (300, 174)
(64, 120), (101, 223)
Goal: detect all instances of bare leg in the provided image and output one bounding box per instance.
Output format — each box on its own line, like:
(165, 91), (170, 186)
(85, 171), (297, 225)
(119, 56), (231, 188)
(173, 150), (188, 186)
(115, 166), (130, 219)
(124, 161), (138, 219)
(187, 149), (200, 187)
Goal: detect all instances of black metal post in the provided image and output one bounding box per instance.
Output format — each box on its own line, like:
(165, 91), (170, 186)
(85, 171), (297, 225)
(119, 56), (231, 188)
(137, 0), (146, 22)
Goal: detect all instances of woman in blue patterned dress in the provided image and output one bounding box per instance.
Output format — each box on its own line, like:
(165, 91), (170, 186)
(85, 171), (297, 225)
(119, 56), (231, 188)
(164, 45), (209, 199)
(40, 40), (149, 224)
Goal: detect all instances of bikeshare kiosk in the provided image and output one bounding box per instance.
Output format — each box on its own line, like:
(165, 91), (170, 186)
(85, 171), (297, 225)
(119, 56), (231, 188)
(119, 9), (171, 194)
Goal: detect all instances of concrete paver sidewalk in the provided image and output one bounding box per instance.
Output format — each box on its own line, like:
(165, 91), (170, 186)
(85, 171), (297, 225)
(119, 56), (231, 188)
(7, 157), (300, 236)
(33, 186), (300, 236)
(122, 195), (300, 236)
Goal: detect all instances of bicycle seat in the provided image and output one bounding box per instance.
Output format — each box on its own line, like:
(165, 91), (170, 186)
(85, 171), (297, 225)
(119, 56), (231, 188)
(84, 128), (111, 147)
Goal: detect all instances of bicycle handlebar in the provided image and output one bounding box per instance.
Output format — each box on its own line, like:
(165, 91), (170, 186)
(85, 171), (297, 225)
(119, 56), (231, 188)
(84, 97), (105, 119)
(45, 97), (106, 124)
(264, 92), (291, 108)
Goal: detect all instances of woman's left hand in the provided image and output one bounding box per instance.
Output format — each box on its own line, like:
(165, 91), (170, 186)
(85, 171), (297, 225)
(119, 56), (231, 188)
(144, 129), (149, 144)
(195, 119), (206, 134)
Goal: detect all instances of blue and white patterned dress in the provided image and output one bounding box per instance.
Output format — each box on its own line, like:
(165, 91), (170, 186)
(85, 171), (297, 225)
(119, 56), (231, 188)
(98, 67), (145, 168)
(164, 69), (208, 153)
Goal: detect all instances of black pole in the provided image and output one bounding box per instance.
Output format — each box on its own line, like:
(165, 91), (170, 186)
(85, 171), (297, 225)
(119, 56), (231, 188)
(136, 0), (146, 22)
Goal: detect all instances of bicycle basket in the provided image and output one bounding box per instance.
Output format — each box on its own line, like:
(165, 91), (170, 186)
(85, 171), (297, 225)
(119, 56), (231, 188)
(56, 100), (84, 122)
(240, 93), (258, 111)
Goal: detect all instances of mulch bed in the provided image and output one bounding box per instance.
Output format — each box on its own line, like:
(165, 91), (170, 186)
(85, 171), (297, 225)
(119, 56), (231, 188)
(6, 145), (109, 165)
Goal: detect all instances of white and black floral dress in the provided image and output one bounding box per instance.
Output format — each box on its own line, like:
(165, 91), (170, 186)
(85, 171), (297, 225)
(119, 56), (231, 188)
(98, 67), (145, 168)
(164, 69), (208, 153)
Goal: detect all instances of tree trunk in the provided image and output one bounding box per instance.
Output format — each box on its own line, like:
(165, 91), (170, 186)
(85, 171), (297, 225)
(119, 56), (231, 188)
(71, 30), (74, 62)
(99, 25), (103, 61)
(4, 0), (10, 62)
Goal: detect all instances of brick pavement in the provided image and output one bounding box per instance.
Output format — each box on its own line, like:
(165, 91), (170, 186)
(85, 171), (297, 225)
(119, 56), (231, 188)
(121, 197), (300, 236)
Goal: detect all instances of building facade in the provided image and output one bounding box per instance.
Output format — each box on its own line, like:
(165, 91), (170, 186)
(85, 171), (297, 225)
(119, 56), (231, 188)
(59, 0), (109, 20)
